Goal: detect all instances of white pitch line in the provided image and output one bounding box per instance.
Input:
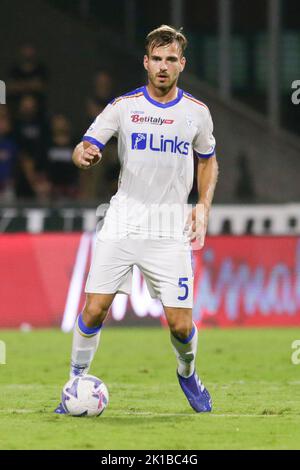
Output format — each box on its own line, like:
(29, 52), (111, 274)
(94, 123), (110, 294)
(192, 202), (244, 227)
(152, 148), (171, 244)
(0, 409), (36, 414)
(107, 411), (285, 418)
(0, 410), (292, 418)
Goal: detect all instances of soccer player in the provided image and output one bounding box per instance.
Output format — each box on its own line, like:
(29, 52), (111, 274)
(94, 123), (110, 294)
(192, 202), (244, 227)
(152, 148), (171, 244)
(55, 25), (218, 414)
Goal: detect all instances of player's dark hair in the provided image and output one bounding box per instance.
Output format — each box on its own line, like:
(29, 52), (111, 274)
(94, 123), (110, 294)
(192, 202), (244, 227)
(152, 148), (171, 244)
(145, 25), (188, 57)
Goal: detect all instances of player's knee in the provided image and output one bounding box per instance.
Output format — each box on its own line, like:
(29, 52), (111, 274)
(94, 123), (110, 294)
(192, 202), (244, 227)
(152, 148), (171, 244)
(170, 320), (193, 341)
(83, 299), (109, 326)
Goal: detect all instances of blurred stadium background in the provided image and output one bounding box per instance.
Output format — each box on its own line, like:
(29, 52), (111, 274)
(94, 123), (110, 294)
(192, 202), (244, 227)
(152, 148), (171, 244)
(0, 0), (299, 330)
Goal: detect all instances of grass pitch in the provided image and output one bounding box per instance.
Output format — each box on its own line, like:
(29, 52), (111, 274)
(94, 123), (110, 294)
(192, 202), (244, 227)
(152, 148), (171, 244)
(0, 327), (300, 450)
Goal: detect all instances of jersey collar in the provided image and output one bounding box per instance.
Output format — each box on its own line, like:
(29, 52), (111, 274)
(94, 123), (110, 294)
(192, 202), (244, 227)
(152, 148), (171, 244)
(142, 85), (183, 108)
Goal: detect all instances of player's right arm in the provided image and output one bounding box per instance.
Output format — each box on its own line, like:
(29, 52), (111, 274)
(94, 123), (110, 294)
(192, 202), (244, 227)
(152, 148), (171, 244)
(73, 99), (120, 170)
(72, 141), (101, 170)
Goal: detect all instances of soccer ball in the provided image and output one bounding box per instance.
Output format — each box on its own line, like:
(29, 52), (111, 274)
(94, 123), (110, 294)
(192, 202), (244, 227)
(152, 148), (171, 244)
(61, 375), (109, 417)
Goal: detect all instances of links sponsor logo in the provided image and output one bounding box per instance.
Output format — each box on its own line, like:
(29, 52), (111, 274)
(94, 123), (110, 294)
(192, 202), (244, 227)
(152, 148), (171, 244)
(131, 114), (174, 125)
(131, 133), (190, 155)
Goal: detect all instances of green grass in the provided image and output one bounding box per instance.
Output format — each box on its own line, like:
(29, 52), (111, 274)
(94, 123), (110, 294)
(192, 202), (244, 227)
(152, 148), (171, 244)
(0, 327), (300, 449)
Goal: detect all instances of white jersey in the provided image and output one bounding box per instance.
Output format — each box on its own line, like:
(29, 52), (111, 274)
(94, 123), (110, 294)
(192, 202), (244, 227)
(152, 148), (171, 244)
(83, 86), (216, 239)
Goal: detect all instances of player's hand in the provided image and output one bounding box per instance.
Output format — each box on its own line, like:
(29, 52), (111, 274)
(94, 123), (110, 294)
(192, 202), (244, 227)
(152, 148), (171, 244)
(186, 203), (209, 248)
(73, 142), (102, 169)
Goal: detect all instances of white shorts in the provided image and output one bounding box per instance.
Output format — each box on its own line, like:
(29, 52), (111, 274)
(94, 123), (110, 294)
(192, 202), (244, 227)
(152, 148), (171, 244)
(85, 238), (194, 308)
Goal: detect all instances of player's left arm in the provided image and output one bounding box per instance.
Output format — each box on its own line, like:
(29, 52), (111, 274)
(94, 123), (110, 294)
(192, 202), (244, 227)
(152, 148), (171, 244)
(190, 154), (219, 245)
(189, 107), (219, 246)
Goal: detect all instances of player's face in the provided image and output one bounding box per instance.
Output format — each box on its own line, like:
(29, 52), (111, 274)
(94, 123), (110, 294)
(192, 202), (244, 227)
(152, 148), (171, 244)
(144, 42), (186, 92)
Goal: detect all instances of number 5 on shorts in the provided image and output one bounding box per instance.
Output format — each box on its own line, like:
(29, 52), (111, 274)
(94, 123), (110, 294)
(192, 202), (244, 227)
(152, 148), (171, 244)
(178, 277), (189, 301)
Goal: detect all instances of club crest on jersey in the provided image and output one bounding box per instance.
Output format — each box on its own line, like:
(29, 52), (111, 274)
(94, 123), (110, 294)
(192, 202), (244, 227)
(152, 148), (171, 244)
(131, 133), (189, 155)
(186, 116), (194, 128)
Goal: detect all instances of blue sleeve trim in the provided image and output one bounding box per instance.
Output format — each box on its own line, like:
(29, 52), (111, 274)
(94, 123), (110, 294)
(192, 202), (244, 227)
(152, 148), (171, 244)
(194, 147), (215, 159)
(173, 325), (196, 344)
(82, 136), (105, 150)
(78, 313), (102, 336)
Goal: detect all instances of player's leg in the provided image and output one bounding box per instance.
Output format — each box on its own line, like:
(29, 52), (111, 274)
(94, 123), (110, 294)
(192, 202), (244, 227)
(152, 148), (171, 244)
(138, 239), (198, 377)
(55, 238), (133, 414)
(71, 237), (133, 378)
(138, 239), (211, 412)
(164, 305), (197, 378)
(164, 305), (212, 413)
(70, 292), (115, 378)
(54, 292), (115, 414)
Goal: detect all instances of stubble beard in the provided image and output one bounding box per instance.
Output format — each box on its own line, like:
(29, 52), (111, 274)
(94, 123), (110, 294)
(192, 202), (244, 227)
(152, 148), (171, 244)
(148, 73), (178, 94)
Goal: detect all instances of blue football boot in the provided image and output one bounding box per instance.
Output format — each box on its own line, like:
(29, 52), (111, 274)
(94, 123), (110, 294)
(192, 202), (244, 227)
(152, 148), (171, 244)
(54, 402), (68, 414)
(177, 370), (212, 413)
(54, 387), (72, 415)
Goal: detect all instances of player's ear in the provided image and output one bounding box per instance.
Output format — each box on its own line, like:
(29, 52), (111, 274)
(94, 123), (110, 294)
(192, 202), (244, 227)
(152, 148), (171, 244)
(143, 55), (149, 71)
(180, 56), (186, 72)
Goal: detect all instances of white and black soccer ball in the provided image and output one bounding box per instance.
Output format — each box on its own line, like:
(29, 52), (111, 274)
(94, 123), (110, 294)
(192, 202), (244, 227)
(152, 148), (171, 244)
(61, 375), (109, 417)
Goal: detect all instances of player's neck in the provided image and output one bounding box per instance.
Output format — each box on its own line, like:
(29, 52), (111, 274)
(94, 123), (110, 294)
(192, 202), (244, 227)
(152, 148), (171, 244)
(146, 83), (178, 104)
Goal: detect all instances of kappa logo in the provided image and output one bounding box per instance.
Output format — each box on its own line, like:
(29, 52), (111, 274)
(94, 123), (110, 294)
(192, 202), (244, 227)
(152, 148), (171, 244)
(131, 133), (189, 155)
(131, 114), (174, 125)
